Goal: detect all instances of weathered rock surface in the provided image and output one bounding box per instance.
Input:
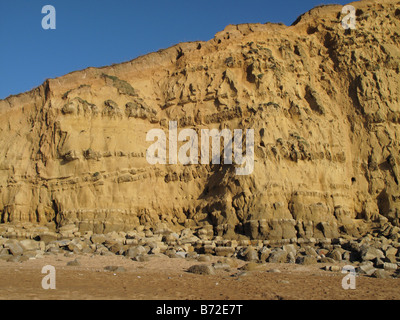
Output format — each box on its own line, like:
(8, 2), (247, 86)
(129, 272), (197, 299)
(0, 0), (399, 244)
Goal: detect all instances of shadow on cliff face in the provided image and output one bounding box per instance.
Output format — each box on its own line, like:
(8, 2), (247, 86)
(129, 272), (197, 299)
(378, 189), (400, 227)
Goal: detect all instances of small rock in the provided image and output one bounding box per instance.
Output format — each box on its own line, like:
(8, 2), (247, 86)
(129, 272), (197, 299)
(203, 244), (215, 255)
(104, 266), (126, 273)
(67, 259), (81, 266)
(212, 263), (231, 271)
(38, 233), (58, 244)
(125, 245), (147, 259)
(328, 249), (343, 261)
(68, 238), (84, 253)
(214, 246), (235, 257)
(240, 262), (260, 271)
(282, 244), (297, 256)
(259, 246), (272, 262)
(303, 246), (318, 257)
(133, 255), (150, 262)
(144, 230), (153, 237)
(187, 264), (215, 275)
(287, 252), (296, 264)
(268, 268), (281, 273)
(222, 257), (239, 268)
(277, 280), (290, 284)
(374, 258), (385, 268)
(324, 265), (341, 272)
(186, 251), (199, 259)
(0, 248), (10, 256)
(316, 248), (329, 256)
(0, 255), (11, 261)
(163, 232), (179, 242)
(342, 250), (353, 261)
(384, 254), (397, 264)
(23, 251), (39, 259)
(35, 253), (45, 259)
(296, 255), (317, 265)
(53, 239), (70, 248)
(371, 269), (390, 279)
(46, 247), (62, 254)
(358, 262), (376, 276)
(59, 224), (78, 233)
(244, 249), (259, 262)
(64, 251), (74, 257)
(383, 262), (398, 271)
(166, 252), (182, 259)
(5, 241), (23, 256)
(101, 250), (115, 257)
(175, 252), (187, 259)
(19, 239), (41, 252)
(360, 245), (385, 261)
(231, 271), (248, 278)
(108, 242), (125, 254)
(267, 249), (287, 263)
(149, 246), (161, 255)
(8, 255), (29, 263)
(319, 256), (336, 264)
(197, 255), (211, 262)
(91, 234), (106, 245)
(385, 246), (398, 257)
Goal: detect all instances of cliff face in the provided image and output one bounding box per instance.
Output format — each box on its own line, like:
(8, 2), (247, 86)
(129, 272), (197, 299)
(0, 0), (400, 240)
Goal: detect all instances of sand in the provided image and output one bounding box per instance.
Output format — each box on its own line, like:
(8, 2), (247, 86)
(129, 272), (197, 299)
(0, 253), (399, 300)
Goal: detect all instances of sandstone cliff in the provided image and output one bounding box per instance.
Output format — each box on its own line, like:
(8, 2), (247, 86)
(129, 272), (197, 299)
(0, 0), (399, 241)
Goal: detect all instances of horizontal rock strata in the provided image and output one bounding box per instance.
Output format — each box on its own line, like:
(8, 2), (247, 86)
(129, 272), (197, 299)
(0, 0), (399, 241)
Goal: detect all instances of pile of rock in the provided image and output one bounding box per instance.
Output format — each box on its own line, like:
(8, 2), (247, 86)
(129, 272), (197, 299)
(0, 222), (399, 278)
(0, 238), (46, 263)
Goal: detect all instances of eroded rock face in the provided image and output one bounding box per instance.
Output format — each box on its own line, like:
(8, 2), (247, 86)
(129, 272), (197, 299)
(0, 0), (400, 240)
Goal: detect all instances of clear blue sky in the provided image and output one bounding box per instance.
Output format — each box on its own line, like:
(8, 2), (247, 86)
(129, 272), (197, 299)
(0, 0), (351, 100)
